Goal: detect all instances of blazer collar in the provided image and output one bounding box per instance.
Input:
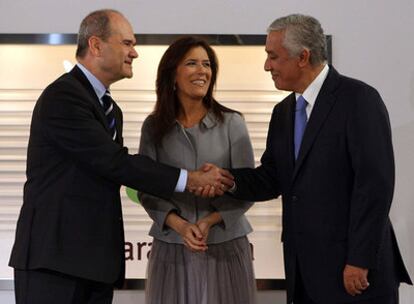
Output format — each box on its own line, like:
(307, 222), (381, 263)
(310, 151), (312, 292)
(201, 111), (219, 129)
(69, 65), (101, 104)
(174, 110), (219, 130)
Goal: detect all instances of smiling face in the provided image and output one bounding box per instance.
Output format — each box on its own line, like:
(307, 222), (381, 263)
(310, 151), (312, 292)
(98, 13), (138, 85)
(175, 46), (212, 102)
(264, 30), (302, 92)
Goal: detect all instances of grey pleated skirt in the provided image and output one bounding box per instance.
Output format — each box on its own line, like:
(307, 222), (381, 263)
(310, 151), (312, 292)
(145, 236), (257, 304)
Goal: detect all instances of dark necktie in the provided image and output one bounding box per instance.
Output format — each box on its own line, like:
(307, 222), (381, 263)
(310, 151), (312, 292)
(102, 90), (117, 141)
(294, 95), (308, 159)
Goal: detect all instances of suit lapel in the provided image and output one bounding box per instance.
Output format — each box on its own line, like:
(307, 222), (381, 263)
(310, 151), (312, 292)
(292, 66), (340, 180)
(69, 66), (113, 135)
(113, 103), (123, 145)
(285, 93), (297, 173)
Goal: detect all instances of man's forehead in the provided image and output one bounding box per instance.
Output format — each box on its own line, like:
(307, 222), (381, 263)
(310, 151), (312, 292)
(265, 31), (283, 49)
(109, 23), (135, 41)
(265, 38), (276, 53)
(267, 30), (285, 42)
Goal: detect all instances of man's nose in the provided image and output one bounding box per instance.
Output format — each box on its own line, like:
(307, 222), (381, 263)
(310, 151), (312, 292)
(264, 58), (271, 71)
(131, 47), (138, 59)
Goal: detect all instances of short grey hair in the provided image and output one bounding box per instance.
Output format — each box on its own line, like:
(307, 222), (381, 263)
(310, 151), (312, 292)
(76, 9), (122, 58)
(267, 14), (327, 66)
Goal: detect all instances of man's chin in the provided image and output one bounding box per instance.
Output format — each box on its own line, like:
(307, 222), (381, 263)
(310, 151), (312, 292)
(274, 82), (288, 91)
(274, 82), (282, 90)
(123, 72), (133, 79)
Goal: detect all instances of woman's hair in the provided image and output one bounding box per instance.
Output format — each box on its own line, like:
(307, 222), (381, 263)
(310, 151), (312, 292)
(151, 36), (238, 143)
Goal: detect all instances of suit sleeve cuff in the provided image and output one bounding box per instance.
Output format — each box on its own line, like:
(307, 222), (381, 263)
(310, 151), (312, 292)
(174, 169), (187, 192)
(227, 181), (237, 193)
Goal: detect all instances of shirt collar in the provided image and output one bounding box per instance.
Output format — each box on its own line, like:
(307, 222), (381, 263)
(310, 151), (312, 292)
(76, 63), (107, 100)
(295, 64), (329, 106)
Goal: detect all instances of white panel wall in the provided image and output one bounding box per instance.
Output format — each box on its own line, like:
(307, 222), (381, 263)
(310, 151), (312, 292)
(0, 43), (288, 285)
(0, 0), (413, 302)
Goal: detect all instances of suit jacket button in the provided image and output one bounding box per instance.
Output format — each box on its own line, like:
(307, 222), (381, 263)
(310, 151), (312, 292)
(292, 196), (298, 202)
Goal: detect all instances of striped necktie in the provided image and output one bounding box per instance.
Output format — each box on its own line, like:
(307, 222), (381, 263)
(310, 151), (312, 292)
(102, 90), (117, 141)
(294, 95), (308, 159)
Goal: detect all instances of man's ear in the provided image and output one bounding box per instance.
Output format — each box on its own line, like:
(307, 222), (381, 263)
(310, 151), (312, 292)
(88, 36), (102, 57)
(298, 48), (311, 68)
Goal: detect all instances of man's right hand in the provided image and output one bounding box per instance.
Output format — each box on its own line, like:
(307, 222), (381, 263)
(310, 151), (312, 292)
(186, 163), (234, 197)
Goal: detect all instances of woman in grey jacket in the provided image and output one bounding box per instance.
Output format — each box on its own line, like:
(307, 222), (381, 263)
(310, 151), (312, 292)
(138, 37), (257, 304)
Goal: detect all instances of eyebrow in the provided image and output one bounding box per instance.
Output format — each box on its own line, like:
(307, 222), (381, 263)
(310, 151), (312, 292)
(185, 58), (210, 62)
(123, 39), (136, 45)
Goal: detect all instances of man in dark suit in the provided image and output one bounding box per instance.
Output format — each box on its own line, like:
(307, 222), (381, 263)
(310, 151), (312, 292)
(9, 9), (231, 304)
(201, 14), (412, 304)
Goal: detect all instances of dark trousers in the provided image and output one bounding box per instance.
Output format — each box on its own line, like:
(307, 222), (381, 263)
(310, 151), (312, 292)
(14, 269), (114, 304)
(293, 266), (399, 304)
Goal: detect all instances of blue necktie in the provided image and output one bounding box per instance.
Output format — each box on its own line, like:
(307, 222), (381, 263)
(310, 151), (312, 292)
(294, 95), (308, 159)
(102, 90), (117, 141)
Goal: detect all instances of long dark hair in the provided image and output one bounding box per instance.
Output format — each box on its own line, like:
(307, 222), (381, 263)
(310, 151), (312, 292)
(151, 36), (238, 143)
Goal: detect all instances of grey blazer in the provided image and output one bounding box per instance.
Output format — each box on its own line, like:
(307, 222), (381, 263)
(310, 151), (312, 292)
(138, 111), (254, 244)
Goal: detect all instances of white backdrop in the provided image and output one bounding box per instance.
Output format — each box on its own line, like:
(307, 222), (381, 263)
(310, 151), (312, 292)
(0, 44), (287, 280)
(0, 0), (413, 302)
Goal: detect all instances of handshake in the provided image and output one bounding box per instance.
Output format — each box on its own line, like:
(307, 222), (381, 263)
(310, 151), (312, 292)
(186, 163), (234, 197)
